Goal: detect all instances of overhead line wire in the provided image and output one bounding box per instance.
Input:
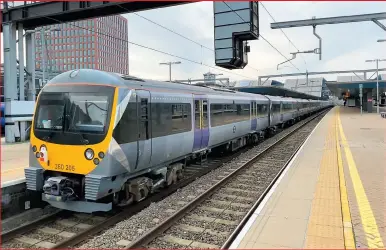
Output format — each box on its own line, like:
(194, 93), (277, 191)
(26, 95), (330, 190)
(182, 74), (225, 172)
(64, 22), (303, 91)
(259, 2), (308, 68)
(20, 8), (255, 80)
(119, 5), (260, 74)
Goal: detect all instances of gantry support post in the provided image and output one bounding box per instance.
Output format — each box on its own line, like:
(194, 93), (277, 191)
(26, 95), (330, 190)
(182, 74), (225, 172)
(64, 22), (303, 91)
(3, 22), (20, 143)
(18, 23), (27, 141)
(26, 31), (36, 101)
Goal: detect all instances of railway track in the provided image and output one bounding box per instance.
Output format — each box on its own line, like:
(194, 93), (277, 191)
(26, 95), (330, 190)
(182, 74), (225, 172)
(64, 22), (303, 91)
(123, 108), (329, 249)
(1, 108), (330, 249)
(1, 152), (243, 249)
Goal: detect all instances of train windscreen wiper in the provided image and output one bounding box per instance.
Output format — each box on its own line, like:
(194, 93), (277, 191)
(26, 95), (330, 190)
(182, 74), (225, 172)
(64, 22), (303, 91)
(76, 132), (89, 145)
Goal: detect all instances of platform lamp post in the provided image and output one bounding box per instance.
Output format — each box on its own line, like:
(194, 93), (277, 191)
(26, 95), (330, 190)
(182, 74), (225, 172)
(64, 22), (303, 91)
(159, 61), (181, 82)
(365, 58), (386, 114)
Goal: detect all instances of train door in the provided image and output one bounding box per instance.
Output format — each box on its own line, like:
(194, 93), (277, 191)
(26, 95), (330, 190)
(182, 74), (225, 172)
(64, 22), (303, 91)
(193, 96), (209, 152)
(135, 90), (152, 170)
(251, 101), (257, 131)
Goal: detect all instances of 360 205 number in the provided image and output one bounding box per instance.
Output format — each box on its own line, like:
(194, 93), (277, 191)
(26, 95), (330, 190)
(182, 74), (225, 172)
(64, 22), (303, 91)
(54, 164), (75, 172)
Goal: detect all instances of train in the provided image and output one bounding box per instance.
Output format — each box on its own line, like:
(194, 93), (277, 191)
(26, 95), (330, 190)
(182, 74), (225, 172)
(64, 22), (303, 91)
(25, 69), (332, 213)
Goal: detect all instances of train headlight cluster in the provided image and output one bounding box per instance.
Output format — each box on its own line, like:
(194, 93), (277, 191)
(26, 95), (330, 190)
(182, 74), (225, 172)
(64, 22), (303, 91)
(85, 148), (94, 160)
(40, 145), (47, 152)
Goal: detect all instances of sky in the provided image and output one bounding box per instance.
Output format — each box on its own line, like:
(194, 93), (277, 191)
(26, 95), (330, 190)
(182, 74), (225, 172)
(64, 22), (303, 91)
(2, 1), (386, 83)
(121, 1), (386, 82)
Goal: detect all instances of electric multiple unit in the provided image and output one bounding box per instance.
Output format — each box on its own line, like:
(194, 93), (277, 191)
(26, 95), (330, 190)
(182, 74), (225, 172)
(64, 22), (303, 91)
(25, 69), (332, 213)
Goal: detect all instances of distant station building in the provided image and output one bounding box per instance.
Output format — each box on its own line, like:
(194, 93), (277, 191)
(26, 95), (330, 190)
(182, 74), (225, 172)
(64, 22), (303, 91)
(284, 77), (330, 99)
(234, 79), (284, 88)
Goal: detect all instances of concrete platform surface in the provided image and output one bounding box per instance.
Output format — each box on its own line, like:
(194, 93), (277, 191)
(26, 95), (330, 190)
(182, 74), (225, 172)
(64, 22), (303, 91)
(339, 107), (386, 248)
(1, 138), (29, 185)
(230, 106), (385, 249)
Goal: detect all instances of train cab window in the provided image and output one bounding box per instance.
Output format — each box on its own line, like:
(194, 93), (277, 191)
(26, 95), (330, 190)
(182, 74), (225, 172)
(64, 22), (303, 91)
(113, 103), (138, 144)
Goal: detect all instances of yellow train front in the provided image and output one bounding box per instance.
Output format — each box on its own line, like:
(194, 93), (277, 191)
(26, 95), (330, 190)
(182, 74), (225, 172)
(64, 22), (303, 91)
(25, 69), (126, 213)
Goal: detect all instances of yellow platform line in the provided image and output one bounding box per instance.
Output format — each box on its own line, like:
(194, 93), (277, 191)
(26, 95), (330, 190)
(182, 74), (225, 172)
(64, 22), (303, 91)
(335, 109), (356, 249)
(337, 107), (384, 249)
(304, 110), (345, 249)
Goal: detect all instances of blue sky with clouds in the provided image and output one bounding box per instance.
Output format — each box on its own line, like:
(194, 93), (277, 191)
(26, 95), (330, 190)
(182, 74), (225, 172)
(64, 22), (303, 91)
(122, 1), (386, 82)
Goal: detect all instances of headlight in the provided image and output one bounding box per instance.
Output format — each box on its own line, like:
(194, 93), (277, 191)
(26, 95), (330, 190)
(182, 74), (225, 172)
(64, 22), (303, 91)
(40, 145), (47, 152)
(84, 148), (94, 160)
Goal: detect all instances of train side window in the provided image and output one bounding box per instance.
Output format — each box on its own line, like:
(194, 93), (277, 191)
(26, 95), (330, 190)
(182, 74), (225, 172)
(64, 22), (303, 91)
(210, 103), (223, 127)
(242, 104), (250, 121)
(194, 100), (200, 129)
(171, 103), (191, 134)
(139, 98), (149, 140)
(224, 104), (235, 124)
(250, 102), (254, 118)
(202, 100), (208, 128)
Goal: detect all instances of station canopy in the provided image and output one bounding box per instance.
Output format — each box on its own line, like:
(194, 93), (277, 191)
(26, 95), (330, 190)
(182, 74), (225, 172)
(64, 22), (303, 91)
(231, 85), (323, 100)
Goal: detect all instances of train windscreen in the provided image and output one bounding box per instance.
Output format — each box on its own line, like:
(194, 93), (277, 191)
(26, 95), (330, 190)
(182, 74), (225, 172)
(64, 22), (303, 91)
(33, 85), (115, 145)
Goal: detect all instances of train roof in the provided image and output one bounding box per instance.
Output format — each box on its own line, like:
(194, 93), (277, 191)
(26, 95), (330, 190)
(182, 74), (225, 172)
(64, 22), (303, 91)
(47, 70), (329, 102)
(47, 69), (268, 99)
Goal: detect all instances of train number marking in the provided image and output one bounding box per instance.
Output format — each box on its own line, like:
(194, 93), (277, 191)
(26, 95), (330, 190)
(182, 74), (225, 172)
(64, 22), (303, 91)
(54, 164), (75, 172)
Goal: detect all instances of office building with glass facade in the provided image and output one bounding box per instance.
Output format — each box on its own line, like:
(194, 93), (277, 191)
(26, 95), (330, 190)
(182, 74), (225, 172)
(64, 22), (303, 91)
(35, 15), (128, 74)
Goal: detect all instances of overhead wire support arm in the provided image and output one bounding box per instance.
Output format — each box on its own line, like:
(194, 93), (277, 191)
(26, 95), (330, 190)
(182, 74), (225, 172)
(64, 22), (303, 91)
(277, 48), (319, 70)
(277, 53), (296, 70)
(313, 24), (322, 60)
(270, 12), (386, 29)
(372, 19), (386, 31)
(270, 12), (386, 61)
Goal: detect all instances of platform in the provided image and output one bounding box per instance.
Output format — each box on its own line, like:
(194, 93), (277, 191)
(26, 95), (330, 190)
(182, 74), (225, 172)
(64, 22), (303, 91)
(1, 137), (29, 186)
(230, 106), (385, 249)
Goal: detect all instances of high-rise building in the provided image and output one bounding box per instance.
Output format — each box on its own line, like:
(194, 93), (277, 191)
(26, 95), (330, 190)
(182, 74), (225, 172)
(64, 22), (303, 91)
(35, 15), (128, 75)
